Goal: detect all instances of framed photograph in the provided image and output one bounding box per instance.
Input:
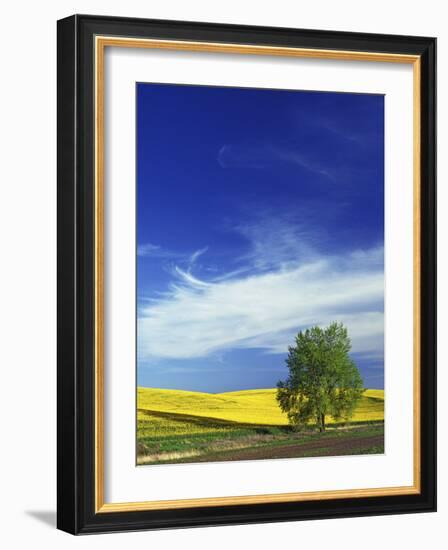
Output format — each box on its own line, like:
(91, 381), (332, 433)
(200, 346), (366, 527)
(57, 14), (436, 534)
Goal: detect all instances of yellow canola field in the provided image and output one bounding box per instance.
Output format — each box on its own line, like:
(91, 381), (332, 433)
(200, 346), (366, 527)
(137, 387), (384, 427)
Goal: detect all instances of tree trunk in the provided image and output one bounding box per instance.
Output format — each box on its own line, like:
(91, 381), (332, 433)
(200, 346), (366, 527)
(320, 413), (325, 432)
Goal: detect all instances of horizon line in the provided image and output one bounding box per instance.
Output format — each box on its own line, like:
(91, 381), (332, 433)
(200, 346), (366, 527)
(137, 385), (385, 395)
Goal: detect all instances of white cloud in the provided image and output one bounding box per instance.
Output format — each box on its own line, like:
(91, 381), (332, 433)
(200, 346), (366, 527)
(138, 240), (384, 361)
(137, 242), (186, 259)
(235, 216), (318, 271)
(174, 266), (212, 289)
(137, 243), (209, 268)
(217, 141), (334, 180)
(137, 242), (162, 257)
(189, 247), (208, 265)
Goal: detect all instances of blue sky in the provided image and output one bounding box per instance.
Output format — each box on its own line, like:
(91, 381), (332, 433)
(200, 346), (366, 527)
(136, 83), (384, 392)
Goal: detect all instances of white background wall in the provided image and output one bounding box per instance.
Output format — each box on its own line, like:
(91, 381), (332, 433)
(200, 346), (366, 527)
(0, 1), (444, 547)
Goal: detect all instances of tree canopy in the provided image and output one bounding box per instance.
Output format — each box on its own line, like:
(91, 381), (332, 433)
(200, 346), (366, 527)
(276, 322), (364, 431)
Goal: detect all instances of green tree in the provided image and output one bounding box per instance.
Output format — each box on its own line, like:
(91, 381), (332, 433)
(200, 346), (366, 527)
(276, 322), (364, 432)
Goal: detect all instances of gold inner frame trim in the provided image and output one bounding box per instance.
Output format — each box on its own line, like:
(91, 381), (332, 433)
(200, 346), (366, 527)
(94, 35), (421, 514)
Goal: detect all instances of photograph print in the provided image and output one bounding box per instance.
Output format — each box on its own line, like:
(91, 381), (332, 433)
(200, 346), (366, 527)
(136, 82), (385, 466)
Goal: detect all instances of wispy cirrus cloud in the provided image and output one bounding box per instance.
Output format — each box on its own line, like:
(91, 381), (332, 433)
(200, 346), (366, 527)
(137, 242), (181, 258)
(189, 247), (208, 265)
(217, 141), (333, 180)
(296, 109), (383, 148)
(138, 217), (384, 362)
(234, 216), (319, 272)
(137, 242), (208, 266)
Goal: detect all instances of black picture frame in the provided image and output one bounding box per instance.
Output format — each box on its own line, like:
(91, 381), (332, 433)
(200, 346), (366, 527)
(57, 14), (436, 534)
